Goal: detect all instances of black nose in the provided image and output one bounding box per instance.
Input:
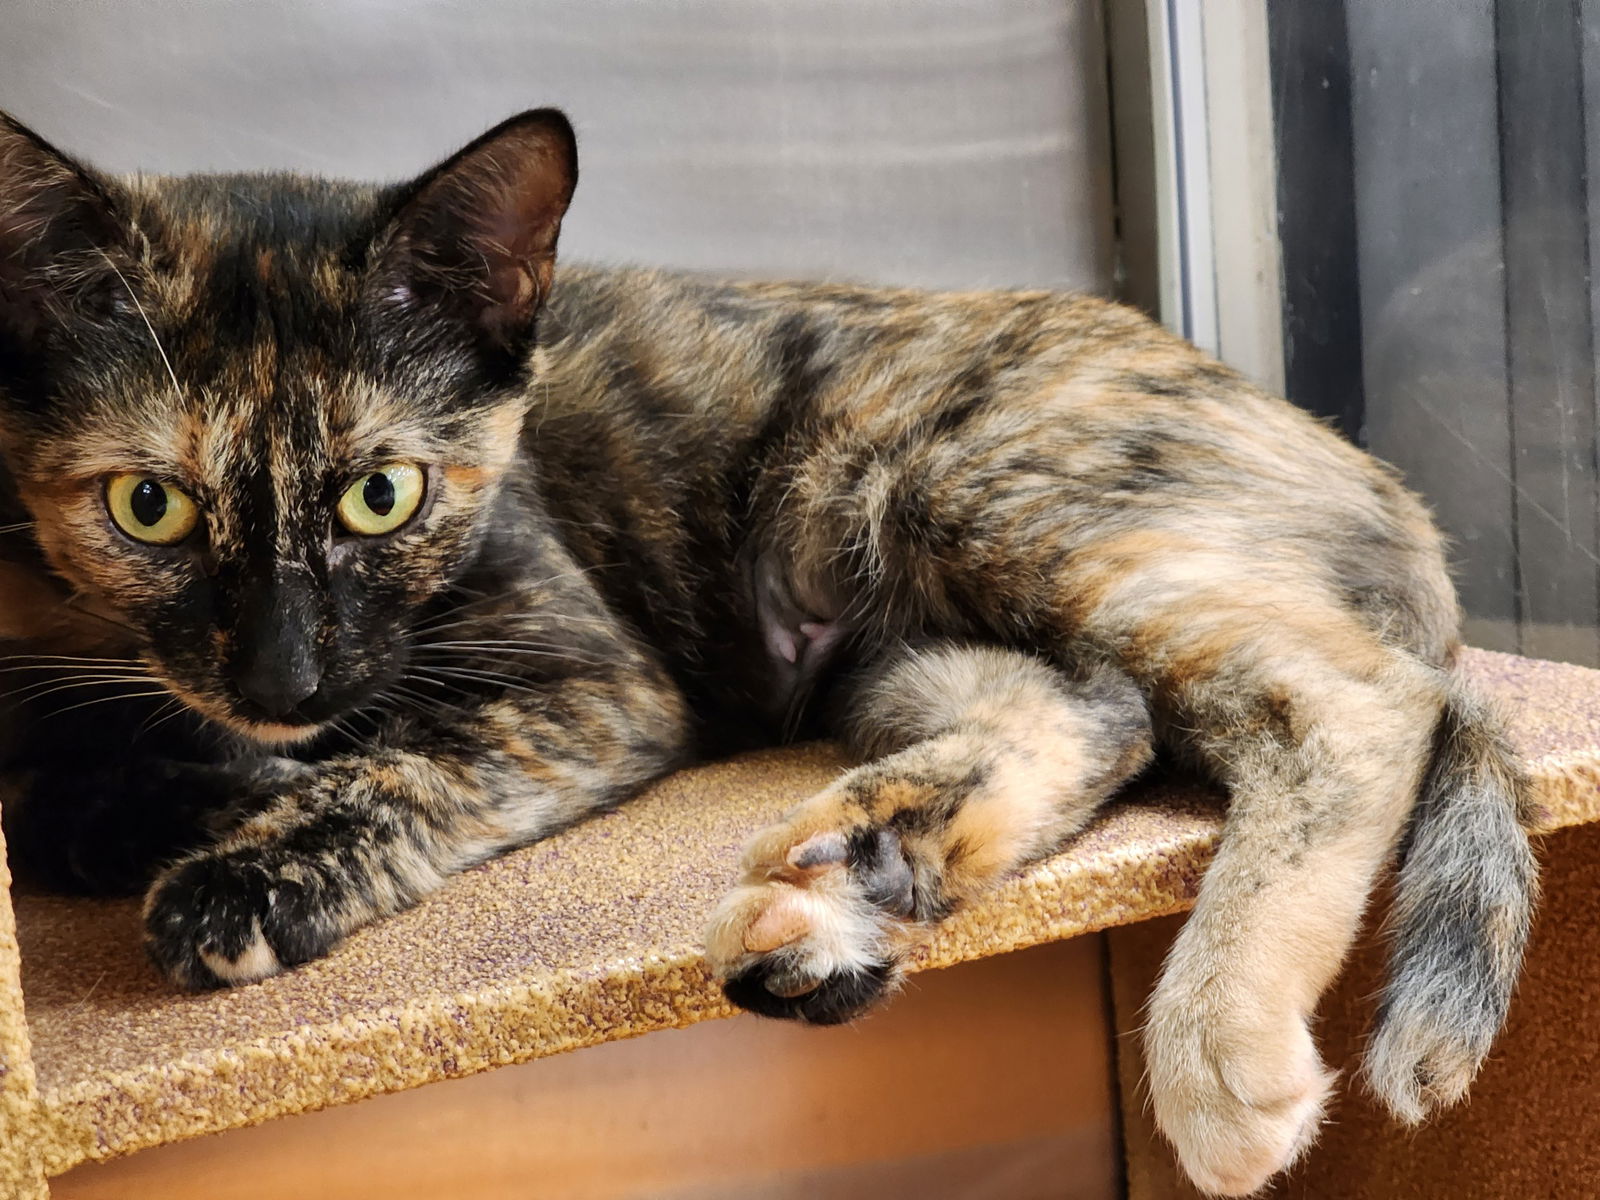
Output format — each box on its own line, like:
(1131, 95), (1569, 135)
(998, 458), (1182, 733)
(235, 653), (321, 719)
(232, 569), (324, 720)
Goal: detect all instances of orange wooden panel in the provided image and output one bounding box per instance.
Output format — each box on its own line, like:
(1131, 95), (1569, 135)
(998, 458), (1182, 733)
(55, 937), (1117, 1200)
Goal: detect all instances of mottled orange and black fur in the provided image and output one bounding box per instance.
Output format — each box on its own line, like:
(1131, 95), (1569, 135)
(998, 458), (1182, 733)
(0, 110), (1536, 1195)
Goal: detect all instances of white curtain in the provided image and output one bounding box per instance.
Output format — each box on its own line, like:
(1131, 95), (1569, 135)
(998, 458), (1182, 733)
(2, 0), (1115, 293)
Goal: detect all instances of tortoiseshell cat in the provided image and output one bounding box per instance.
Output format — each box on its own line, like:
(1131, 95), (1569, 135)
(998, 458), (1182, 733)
(0, 108), (1535, 1195)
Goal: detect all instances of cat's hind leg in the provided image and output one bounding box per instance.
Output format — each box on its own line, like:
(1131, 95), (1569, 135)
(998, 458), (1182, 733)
(704, 642), (1153, 1022)
(1142, 646), (1442, 1196)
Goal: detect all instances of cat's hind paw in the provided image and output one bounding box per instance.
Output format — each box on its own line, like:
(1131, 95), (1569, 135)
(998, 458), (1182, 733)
(704, 822), (920, 1024)
(1145, 997), (1333, 1196)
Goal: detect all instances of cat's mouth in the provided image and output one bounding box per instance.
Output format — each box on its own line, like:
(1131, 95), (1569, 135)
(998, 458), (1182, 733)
(148, 670), (328, 747)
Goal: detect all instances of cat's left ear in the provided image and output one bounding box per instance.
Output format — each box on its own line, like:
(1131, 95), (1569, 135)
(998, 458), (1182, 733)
(370, 109), (577, 357)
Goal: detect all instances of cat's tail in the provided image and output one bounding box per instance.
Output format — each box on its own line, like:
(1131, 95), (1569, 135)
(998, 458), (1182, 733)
(1361, 677), (1539, 1124)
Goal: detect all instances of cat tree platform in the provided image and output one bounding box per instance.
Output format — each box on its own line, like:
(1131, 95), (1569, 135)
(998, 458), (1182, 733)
(1, 648), (1598, 1197)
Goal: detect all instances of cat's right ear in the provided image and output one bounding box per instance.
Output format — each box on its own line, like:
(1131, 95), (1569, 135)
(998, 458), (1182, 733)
(0, 113), (135, 347)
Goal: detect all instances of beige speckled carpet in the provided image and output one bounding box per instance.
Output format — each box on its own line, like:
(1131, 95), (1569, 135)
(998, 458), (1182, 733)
(2, 647), (1598, 1194)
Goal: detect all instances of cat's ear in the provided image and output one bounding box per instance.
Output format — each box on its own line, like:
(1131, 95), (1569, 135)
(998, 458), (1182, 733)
(370, 109), (577, 356)
(0, 112), (135, 344)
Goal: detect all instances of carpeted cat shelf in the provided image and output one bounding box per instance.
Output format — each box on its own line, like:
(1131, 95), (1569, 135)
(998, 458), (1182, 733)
(2, 648), (1599, 1197)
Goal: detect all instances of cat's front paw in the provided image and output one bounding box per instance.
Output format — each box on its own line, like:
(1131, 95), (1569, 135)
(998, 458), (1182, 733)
(1144, 990), (1333, 1196)
(705, 817), (922, 1024)
(143, 849), (342, 988)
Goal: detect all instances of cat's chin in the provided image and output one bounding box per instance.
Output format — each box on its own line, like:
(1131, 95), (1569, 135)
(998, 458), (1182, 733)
(231, 719), (327, 748)
(195, 705), (327, 748)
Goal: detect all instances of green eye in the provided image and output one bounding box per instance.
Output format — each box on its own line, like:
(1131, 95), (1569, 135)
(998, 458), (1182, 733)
(105, 474), (200, 545)
(337, 463), (426, 536)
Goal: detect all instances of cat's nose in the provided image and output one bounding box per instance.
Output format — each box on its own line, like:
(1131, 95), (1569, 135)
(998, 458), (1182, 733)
(235, 654), (321, 719)
(232, 570), (324, 720)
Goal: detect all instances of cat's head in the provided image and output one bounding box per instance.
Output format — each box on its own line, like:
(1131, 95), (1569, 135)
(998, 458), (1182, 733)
(0, 110), (577, 742)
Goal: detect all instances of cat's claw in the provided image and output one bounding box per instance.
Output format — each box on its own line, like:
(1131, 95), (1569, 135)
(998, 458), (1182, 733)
(705, 823), (918, 1024)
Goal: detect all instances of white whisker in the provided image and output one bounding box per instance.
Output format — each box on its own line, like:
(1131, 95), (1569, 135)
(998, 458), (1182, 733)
(5, 675), (155, 704)
(0, 655), (146, 668)
(44, 688), (172, 721)
(100, 252), (188, 403)
(134, 696), (190, 741)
